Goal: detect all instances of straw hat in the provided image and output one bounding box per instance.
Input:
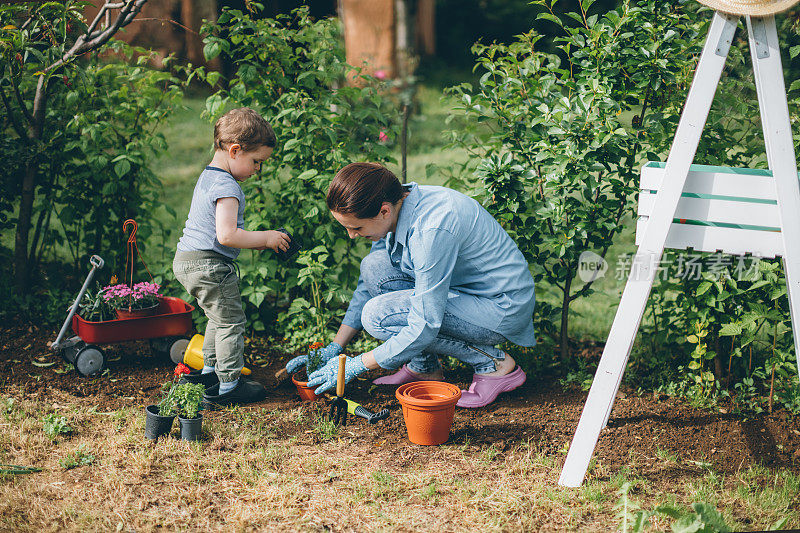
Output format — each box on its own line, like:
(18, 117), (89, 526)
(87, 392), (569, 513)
(696, 0), (799, 15)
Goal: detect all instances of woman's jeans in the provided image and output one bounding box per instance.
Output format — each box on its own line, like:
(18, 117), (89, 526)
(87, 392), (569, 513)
(359, 252), (507, 375)
(173, 250), (245, 383)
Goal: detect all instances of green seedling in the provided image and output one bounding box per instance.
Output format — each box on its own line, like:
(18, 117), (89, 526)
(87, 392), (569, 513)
(42, 414), (72, 440)
(60, 446), (95, 470)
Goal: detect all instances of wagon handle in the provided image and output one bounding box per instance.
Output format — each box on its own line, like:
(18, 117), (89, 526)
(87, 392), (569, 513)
(122, 219), (154, 310)
(51, 254), (104, 351)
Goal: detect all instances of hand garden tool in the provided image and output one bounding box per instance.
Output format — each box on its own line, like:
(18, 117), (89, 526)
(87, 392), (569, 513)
(323, 393), (390, 424)
(183, 334), (251, 375)
(328, 354), (348, 426)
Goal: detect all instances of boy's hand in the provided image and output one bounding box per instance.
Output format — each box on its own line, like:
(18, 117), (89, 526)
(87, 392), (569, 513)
(264, 230), (291, 252)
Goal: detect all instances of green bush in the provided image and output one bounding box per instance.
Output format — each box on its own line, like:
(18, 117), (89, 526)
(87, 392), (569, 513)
(640, 257), (799, 412)
(0, 1), (185, 298)
(445, 0), (705, 360)
(280, 246), (348, 354)
(443, 0), (799, 409)
(52, 42), (185, 274)
(632, 10), (800, 408)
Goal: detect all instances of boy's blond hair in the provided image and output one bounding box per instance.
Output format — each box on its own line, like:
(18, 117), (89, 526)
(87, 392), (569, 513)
(213, 107), (276, 152)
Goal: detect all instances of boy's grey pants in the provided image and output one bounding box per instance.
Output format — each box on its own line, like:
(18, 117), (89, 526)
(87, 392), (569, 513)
(173, 250), (245, 383)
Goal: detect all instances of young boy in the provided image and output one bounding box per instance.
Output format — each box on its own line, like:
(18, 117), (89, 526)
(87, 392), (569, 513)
(173, 107), (290, 406)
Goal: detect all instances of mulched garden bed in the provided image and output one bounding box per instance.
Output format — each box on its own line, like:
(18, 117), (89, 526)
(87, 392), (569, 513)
(1, 320), (798, 481)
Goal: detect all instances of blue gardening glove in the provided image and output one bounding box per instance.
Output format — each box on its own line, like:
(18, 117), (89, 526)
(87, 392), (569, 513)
(285, 342), (342, 375)
(306, 355), (367, 396)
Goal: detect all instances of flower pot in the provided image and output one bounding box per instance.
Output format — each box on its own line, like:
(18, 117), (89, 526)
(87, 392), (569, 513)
(144, 404), (175, 440)
(292, 371), (322, 401)
(396, 381), (462, 445)
(178, 413), (203, 441)
(115, 301), (160, 320)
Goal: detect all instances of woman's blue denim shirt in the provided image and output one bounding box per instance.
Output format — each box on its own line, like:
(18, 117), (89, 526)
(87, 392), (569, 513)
(342, 183), (536, 369)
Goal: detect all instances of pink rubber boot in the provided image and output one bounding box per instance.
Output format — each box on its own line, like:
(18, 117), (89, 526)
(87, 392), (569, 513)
(456, 366), (526, 408)
(372, 365), (443, 385)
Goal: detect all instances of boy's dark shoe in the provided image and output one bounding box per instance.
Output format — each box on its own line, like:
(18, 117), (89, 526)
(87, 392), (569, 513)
(179, 370), (219, 390)
(201, 378), (267, 409)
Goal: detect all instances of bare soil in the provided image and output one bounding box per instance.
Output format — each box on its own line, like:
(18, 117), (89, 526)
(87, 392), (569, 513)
(2, 320), (799, 483)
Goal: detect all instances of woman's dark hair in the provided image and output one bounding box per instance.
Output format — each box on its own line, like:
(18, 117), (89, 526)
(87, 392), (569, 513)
(327, 163), (404, 219)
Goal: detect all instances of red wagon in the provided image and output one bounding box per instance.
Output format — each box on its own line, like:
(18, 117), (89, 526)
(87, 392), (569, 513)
(51, 255), (194, 376)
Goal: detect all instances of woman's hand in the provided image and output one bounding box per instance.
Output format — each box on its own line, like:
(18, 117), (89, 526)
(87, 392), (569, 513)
(264, 230), (291, 253)
(306, 355), (367, 395)
(285, 342), (343, 374)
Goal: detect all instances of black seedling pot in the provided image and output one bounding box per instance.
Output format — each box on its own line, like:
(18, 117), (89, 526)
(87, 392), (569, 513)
(178, 414), (203, 441)
(276, 228), (302, 261)
(145, 405), (175, 440)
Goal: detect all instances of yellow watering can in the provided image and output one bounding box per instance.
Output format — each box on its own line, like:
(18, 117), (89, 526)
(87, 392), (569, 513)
(183, 334), (251, 376)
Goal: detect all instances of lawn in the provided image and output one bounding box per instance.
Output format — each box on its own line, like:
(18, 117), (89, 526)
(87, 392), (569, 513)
(0, 328), (798, 532)
(2, 397), (795, 532)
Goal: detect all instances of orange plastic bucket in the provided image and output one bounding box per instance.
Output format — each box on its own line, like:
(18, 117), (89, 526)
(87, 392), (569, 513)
(396, 381), (461, 445)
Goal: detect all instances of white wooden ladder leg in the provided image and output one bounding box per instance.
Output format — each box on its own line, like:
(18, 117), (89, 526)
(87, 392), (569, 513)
(557, 12), (740, 488)
(748, 16), (800, 380)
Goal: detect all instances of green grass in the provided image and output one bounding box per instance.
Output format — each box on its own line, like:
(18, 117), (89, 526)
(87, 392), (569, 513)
(147, 96), (214, 259)
(154, 97), (214, 209)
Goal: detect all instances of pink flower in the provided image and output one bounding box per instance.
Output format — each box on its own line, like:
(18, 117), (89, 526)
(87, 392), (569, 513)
(374, 70), (387, 80)
(378, 131), (388, 142)
(100, 281), (161, 310)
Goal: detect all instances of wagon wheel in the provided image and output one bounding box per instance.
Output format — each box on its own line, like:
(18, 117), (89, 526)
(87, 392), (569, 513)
(75, 345), (105, 377)
(60, 337), (85, 365)
(149, 336), (190, 364)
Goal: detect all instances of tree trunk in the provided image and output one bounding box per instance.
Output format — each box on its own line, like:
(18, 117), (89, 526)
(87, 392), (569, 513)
(414, 0), (435, 56)
(560, 274), (573, 362)
(713, 335), (725, 382)
(14, 76), (48, 292)
(12, 1), (149, 290)
(14, 162), (38, 291)
(29, 200), (48, 267)
(339, 0), (396, 79)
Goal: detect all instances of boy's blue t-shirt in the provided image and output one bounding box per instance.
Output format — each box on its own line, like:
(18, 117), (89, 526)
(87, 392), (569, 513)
(177, 166), (245, 260)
